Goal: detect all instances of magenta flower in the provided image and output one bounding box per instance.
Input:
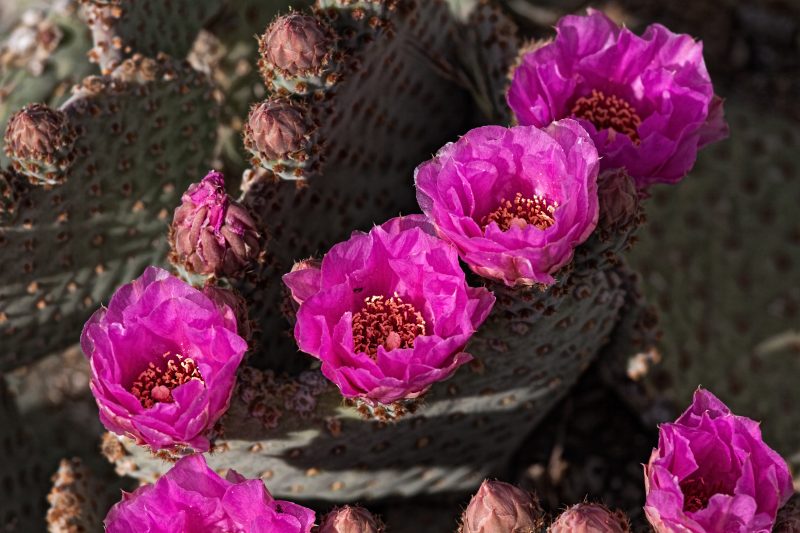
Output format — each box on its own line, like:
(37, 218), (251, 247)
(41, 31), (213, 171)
(644, 389), (793, 533)
(80, 267), (248, 451)
(105, 454), (315, 532)
(414, 122), (599, 286)
(507, 10), (728, 188)
(283, 215), (495, 405)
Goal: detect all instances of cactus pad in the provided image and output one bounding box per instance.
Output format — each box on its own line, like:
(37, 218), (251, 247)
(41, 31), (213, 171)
(0, 54), (218, 371)
(628, 99), (800, 469)
(0, 378), (51, 532)
(81, 0), (219, 75)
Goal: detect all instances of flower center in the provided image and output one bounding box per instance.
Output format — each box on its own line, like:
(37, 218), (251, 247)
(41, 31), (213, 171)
(481, 192), (558, 231)
(352, 294), (426, 357)
(680, 477), (730, 513)
(130, 352), (204, 409)
(571, 89), (642, 144)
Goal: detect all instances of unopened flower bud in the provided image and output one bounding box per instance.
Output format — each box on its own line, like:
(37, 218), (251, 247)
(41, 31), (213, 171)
(597, 168), (640, 237)
(461, 480), (544, 533)
(259, 13), (331, 75)
(319, 506), (383, 533)
(245, 99), (310, 162)
(170, 170), (261, 279)
(3, 103), (75, 186)
(549, 503), (631, 533)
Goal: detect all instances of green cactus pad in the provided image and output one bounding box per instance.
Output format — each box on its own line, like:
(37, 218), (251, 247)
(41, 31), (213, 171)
(46, 458), (116, 533)
(81, 0), (219, 74)
(0, 54), (218, 371)
(0, 378), (51, 532)
(628, 99), (800, 469)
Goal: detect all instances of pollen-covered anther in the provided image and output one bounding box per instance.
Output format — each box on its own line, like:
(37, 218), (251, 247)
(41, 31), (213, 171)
(571, 89), (642, 144)
(352, 294), (426, 357)
(681, 477), (730, 513)
(482, 192), (558, 231)
(130, 353), (204, 409)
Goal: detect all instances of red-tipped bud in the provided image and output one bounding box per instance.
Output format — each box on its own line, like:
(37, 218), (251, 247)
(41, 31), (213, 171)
(170, 171), (261, 279)
(549, 503), (631, 533)
(319, 505), (383, 533)
(597, 168), (640, 237)
(3, 103), (75, 185)
(245, 99), (310, 162)
(461, 480), (544, 533)
(259, 14), (331, 75)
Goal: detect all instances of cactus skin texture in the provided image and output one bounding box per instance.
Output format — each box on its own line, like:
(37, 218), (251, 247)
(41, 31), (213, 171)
(80, 0), (220, 75)
(0, 54), (218, 371)
(46, 458), (115, 533)
(460, 1), (520, 123)
(775, 494), (800, 533)
(628, 99), (800, 471)
(0, 378), (51, 532)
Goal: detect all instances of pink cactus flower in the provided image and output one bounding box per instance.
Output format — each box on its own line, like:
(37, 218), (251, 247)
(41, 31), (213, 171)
(508, 10), (728, 188)
(415, 122), (599, 286)
(104, 455), (315, 532)
(644, 389), (793, 533)
(283, 215), (495, 405)
(80, 267), (248, 451)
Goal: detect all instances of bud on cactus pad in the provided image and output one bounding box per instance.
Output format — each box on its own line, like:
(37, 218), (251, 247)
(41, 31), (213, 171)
(244, 98), (318, 180)
(596, 169), (641, 240)
(3, 103), (75, 186)
(258, 12), (340, 96)
(170, 170), (262, 279)
(549, 503), (631, 533)
(460, 480), (544, 533)
(260, 13), (333, 77)
(319, 505), (384, 533)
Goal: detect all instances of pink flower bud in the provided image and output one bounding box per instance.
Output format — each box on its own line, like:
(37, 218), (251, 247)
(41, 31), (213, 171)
(597, 168), (640, 237)
(259, 13), (331, 75)
(245, 99), (310, 162)
(460, 480), (543, 533)
(319, 506), (383, 533)
(170, 171), (261, 279)
(549, 503), (630, 533)
(3, 103), (75, 185)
